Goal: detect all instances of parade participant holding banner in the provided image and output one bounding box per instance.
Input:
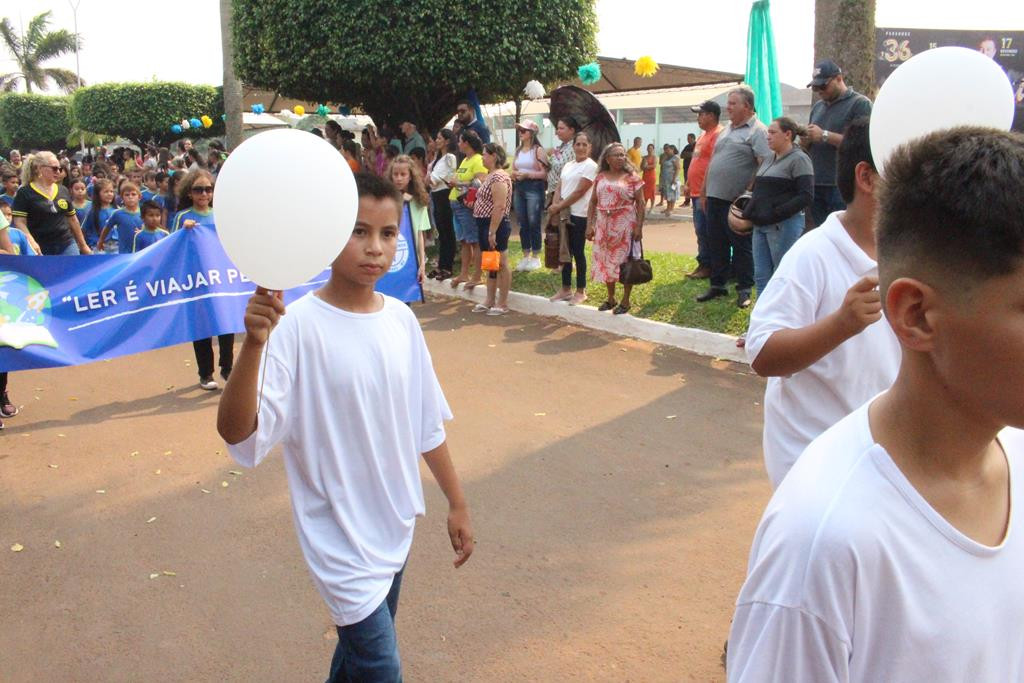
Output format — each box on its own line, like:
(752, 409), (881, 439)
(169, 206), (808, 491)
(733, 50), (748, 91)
(173, 169), (233, 390)
(218, 172), (473, 683)
(81, 178), (116, 251)
(11, 152), (92, 255)
(97, 182), (143, 254)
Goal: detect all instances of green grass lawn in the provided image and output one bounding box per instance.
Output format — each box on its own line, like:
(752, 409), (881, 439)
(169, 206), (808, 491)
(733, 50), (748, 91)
(428, 241), (752, 336)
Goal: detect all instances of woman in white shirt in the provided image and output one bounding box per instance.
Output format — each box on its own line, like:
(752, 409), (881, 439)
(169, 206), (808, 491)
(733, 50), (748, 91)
(510, 120), (549, 271)
(547, 132), (597, 305)
(427, 129), (458, 280)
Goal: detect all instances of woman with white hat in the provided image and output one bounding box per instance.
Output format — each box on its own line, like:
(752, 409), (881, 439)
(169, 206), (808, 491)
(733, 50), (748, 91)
(510, 119), (549, 271)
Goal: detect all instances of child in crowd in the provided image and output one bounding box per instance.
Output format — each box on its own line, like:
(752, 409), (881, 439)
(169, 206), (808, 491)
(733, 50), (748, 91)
(0, 202), (36, 255)
(70, 179), (92, 228)
(82, 178), (117, 252)
(744, 118), (899, 488)
(217, 173), (473, 681)
(386, 155), (430, 284)
(98, 182), (143, 254)
(727, 127), (1024, 680)
(1, 168), (17, 207)
(156, 172), (175, 227)
(132, 201), (168, 252)
(140, 171), (158, 202)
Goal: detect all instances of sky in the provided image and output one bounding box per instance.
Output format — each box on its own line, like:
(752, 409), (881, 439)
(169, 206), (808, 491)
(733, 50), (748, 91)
(0, 1), (1021, 93)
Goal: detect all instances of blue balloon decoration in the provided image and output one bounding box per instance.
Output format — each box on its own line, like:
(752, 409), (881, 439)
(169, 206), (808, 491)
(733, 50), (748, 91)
(189, 118), (202, 129)
(171, 124), (183, 134)
(338, 106), (351, 116)
(221, 114), (227, 121)
(251, 103), (265, 114)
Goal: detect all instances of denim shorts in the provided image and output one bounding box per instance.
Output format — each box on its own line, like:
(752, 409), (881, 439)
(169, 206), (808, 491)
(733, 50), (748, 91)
(476, 216), (511, 252)
(451, 201), (478, 243)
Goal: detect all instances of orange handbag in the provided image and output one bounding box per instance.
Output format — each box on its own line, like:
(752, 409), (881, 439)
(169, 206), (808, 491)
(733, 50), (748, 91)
(480, 250), (501, 272)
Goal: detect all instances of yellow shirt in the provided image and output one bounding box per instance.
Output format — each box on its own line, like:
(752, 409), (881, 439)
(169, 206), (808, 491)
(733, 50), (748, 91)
(627, 146), (644, 169)
(448, 154), (486, 201)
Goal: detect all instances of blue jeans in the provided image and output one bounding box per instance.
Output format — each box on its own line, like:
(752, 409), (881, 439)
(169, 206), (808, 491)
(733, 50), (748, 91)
(692, 197), (709, 267)
(753, 212), (804, 294)
(327, 566), (405, 683)
(42, 240), (80, 256)
(513, 179), (545, 253)
(451, 201), (477, 244)
(809, 185), (844, 229)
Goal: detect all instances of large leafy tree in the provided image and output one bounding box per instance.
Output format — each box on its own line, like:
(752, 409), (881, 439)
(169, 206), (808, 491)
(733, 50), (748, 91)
(0, 93), (71, 151)
(0, 11), (80, 94)
(232, 0), (597, 133)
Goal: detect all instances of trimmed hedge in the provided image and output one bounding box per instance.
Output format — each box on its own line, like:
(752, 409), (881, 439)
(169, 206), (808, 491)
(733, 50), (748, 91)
(72, 82), (225, 147)
(0, 93), (71, 152)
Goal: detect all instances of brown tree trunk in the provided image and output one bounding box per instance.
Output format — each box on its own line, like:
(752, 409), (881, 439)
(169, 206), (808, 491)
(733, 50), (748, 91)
(814, 0), (877, 96)
(220, 0), (244, 151)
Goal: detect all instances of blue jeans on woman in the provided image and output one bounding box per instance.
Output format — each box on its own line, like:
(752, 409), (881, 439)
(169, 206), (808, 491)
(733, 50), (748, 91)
(753, 211), (804, 295)
(327, 565), (406, 683)
(513, 179), (545, 253)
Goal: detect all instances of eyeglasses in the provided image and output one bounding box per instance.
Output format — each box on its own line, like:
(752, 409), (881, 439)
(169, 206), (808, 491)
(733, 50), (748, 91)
(191, 186), (214, 194)
(45, 165), (60, 171)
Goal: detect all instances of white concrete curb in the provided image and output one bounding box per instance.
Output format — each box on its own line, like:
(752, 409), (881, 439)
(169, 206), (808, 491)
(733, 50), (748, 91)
(422, 278), (747, 363)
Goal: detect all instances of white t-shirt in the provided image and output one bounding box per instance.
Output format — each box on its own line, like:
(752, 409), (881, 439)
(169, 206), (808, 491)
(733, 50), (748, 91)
(745, 211), (900, 487)
(227, 293), (452, 626)
(559, 158), (598, 217)
(728, 400), (1024, 682)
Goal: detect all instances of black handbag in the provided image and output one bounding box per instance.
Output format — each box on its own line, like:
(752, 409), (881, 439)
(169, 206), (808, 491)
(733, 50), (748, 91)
(618, 238), (653, 285)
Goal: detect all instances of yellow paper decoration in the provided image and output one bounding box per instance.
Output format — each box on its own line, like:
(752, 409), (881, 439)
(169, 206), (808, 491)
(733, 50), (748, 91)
(634, 56), (659, 78)
(293, 105), (305, 116)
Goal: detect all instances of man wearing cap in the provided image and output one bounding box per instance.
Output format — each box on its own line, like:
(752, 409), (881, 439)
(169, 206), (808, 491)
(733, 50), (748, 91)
(804, 60), (872, 228)
(697, 88), (769, 308)
(685, 100), (724, 279)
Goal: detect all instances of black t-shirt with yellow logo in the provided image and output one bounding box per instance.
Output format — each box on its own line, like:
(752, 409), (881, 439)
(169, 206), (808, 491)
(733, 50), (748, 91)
(11, 183), (77, 255)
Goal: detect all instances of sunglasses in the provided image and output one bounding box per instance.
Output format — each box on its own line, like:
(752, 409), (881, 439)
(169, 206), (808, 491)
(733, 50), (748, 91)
(191, 186), (214, 194)
(45, 165), (60, 171)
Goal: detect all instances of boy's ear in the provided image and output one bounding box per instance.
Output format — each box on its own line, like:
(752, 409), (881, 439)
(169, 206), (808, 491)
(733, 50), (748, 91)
(854, 162), (878, 197)
(885, 277), (936, 352)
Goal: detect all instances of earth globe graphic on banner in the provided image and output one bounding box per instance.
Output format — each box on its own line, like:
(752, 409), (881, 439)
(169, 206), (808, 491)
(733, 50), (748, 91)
(0, 272), (59, 350)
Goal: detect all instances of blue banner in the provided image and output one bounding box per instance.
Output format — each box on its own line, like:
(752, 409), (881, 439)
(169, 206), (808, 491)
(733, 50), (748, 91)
(0, 223), (422, 372)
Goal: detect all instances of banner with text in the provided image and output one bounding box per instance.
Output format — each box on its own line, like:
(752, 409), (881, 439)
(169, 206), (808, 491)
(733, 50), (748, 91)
(0, 223), (422, 372)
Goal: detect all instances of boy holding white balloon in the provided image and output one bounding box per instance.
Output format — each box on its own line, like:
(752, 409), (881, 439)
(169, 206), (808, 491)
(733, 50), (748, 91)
(217, 172), (473, 682)
(727, 127), (1024, 680)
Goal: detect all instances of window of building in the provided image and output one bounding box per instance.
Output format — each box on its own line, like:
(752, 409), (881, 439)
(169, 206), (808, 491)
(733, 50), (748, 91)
(660, 107), (698, 124)
(621, 107), (656, 125)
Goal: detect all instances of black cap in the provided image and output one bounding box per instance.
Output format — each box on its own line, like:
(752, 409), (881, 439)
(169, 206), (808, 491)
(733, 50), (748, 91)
(690, 100), (721, 116)
(808, 60), (842, 87)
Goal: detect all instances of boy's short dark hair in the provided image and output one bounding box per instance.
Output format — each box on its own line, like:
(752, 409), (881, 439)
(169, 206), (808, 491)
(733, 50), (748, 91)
(408, 147), (426, 162)
(836, 117), (874, 203)
(354, 172), (402, 217)
(140, 199), (162, 217)
(877, 127), (1024, 292)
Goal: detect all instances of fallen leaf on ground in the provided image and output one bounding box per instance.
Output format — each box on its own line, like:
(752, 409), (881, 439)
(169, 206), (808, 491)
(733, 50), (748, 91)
(11, 543), (23, 552)
(146, 517), (157, 524)
(149, 573), (159, 580)
(54, 540), (62, 548)
(48, 464), (58, 469)
(69, 397), (78, 401)
(221, 481), (229, 488)
(514, 360), (524, 365)
(488, 344), (496, 348)
(33, 396), (40, 401)
(57, 433), (66, 438)
(534, 412), (547, 416)
(665, 415), (677, 420)
(200, 488), (211, 494)
(95, 489), (106, 494)
(163, 451), (172, 456)
(154, 469), (161, 475)
(228, 470), (242, 476)
(162, 570), (176, 576)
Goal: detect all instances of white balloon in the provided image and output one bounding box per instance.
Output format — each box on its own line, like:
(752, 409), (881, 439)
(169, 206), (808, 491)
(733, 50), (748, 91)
(870, 46), (1015, 175)
(215, 128), (357, 290)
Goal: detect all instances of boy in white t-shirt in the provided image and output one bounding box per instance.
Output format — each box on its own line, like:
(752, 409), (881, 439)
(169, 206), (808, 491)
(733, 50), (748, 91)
(217, 173), (474, 682)
(745, 118), (899, 487)
(727, 127), (1024, 681)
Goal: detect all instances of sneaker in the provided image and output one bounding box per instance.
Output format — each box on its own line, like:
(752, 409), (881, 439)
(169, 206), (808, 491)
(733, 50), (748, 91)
(0, 392), (18, 418)
(569, 292), (587, 306)
(515, 259), (530, 272)
(525, 257), (542, 272)
(486, 306), (509, 316)
(199, 376), (218, 391)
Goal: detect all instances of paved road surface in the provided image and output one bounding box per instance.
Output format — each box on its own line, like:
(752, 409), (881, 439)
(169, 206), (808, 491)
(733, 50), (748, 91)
(1, 298), (769, 682)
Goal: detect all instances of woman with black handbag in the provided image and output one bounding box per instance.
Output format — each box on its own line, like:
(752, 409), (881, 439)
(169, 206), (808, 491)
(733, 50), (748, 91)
(586, 143), (646, 315)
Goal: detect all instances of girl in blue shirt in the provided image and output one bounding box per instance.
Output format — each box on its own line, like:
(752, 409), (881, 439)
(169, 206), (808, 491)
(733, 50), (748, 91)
(174, 169), (231, 390)
(81, 178), (117, 252)
(70, 179), (92, 229)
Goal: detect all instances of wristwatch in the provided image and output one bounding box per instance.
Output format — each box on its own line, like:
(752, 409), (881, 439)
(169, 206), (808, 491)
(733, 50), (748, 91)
(822, 130), (830, 144)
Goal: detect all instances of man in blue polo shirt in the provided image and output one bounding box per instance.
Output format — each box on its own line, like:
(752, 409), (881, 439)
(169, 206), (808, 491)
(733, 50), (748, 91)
(803, 60), (873, 229)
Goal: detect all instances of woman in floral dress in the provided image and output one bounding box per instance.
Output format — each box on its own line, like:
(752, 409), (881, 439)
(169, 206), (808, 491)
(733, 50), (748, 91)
(586, 142), (646, 315)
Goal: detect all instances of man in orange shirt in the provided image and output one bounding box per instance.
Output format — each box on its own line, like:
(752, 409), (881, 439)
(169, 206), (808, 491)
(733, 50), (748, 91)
(685, 100), (724, 279)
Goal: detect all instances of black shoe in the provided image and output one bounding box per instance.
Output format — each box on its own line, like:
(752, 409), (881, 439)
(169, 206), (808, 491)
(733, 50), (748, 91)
(696, 287), (728, 303)
(737, 291), (752, 308)
(0, 392), (17, 418)
(597, 300), (618, 312)
(220, 367), (232, 382)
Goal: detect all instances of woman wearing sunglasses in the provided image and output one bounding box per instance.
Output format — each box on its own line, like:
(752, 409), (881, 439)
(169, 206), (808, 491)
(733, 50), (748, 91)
(10, 151), (91, 255)
(172, 169), (233, 391)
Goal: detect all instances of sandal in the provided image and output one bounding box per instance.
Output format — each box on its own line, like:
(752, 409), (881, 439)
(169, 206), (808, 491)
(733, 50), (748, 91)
(434, 269), (452, 281)
(471, 304), (490, 313)
(449, 276), (465, 288)
(427, 269), (440, 280)
(486, 306), (508, 316)
(613, 303), (631, 315)
(463, 280), (482, 291)
(597, 300), (617, 312)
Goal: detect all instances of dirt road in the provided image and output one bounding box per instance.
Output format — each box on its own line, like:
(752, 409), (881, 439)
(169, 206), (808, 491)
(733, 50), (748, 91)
(1, 298), (769, 682)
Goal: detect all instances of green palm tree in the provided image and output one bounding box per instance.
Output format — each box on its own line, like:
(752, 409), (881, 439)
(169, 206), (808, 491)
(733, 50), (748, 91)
(0, 11), (81, 93)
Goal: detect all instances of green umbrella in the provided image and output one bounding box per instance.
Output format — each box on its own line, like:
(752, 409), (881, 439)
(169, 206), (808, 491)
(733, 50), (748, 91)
(746, 0), (784, 124)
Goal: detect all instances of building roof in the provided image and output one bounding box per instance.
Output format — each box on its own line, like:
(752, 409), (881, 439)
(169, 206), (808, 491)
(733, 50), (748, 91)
(563, 56), (744, 94)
